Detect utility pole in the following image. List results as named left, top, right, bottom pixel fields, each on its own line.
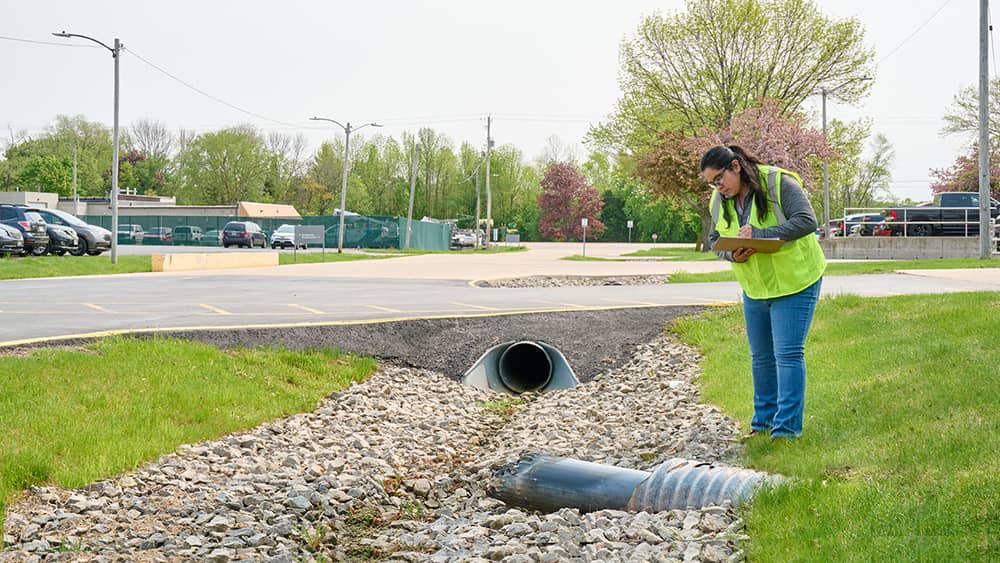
left=485, top=115, right=493, bottom=248
left=979, top=0, right=992, bottom=258
left=474, top=158, right=482, bottom=249
left=405, top=142, right=419, bottom=249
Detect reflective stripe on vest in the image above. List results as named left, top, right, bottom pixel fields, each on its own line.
left=711, top=164, right=825, bottom=299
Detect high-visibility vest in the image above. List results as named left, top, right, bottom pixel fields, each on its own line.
left=710, top=164, right=826, bottom=299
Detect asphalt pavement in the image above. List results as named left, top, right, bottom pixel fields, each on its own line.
left=3, top=242, right=999, bottom=348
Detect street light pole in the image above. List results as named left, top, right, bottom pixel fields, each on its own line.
left=53, top=31, right=122, bottom=263
left=309, top=116, right=382, bottom=253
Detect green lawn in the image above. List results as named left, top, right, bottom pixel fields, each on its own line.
left=672, top=292, right=1000, bottom=561
left=0, top=338, right=377, bottom=529
left=667, top=257, right=1000, bottom=283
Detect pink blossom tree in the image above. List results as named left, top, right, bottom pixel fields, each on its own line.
left=638, top=99, right=833, bottom=249
left=538, top=163, right=605, bottom=241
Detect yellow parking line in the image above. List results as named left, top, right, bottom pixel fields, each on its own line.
left=82, top=303, right=109, bottom=312
left=366, top=304, right=403, bottom=313
left=530, top=298, right=586, bottom=308
left=602, top=299, right=663, bottom=306
left=199, top=304, right=232, bottom=315
left=289, top=304, right=325, bottom=314
left=450, top=301, right=500, bottom=311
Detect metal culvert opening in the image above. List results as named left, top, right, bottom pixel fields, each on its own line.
left=498, top=341, right=553, bottom=393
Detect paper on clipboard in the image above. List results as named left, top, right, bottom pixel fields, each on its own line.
left=713, top=236, right=784, bottom=253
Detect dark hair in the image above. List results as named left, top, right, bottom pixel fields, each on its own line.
left=701, top=144, right=768, bottom=226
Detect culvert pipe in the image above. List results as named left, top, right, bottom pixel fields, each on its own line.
left=488, top=452, right=784, bottom=513
left=497, top=341, right=553, bottom=393
left=462, top=341, right=578, bottom=395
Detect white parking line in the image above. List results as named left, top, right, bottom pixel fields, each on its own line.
left=600, top=298, right=664, bottom=306
left=82, top=303, right=109, bottom=312
left=289, top=304, right=325, bottom=314
left=199, top=304, right=232, bottom=315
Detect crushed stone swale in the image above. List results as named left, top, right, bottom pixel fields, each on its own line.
left=2, top=333, right=749, bottom=562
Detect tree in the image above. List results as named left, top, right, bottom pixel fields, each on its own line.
left=637, top=99, right=831, bottom=249
left=538, top=163, right=605, bottom=241
left=174, top=125, right=270, bottom=204
left=589, top=0, right=873, bottom=153
left=127, top=119, right=174, bottom=160
left=941, top=77, right=1000, bottom=141
left=930, top=144, right=1000, bottom=201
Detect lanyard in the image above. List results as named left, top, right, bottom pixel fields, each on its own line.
left=734, top=194, right=752, bottom=227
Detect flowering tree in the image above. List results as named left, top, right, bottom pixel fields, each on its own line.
left=538, top=163, right=605, bottom=241
left=930, top=145, right=1000, bottom=201
left=638, top=99, right=832, bottom=249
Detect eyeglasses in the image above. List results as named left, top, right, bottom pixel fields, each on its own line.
left=707, top=167, right=728, bottom=188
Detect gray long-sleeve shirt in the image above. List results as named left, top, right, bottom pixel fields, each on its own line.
left=710, top=174, right=818, bottom=261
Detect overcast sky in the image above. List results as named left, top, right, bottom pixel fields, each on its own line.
left=0, top=0, right=990, bottom=201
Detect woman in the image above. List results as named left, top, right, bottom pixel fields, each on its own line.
left=701, top=145, right=826, bottom=441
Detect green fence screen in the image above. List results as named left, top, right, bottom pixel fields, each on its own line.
left=81, top=214, right=451, bottom=251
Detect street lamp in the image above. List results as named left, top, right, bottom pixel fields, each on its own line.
left=309, top=116, right=382, bottom=253
left=820, top=76, right=871, bottom=239
left=53, top=31, right=122, bottom=263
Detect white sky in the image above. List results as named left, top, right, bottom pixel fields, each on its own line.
left=0, top=0, right=991, bottom=201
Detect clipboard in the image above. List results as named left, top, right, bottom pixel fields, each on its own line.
left=713, top=236, right=785, bottom=253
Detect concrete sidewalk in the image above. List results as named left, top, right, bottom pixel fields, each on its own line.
left=252, top=242, right=733, bottom=281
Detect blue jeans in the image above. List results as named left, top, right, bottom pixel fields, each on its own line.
left=742, top=278, right=822, bottom=438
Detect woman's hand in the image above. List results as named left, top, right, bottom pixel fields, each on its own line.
left=738, top=224, right=753, bottom=238
left=732, top=247, right=755, bottom=262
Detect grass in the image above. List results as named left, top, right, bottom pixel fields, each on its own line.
left=667, top=257, right=1000, bottom=283
left=0, top=337, right=377, bottom=530
left=623, top=246, right=721, bottom=261
left=0, top=255, right=151, bottom=279
left=671, top=292, right=1000, bottom=562
left=277, top=251, right=396, bottom=265
left=366, top=245, right=528, bottom=255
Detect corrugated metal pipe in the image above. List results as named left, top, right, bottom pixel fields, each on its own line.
left=462, top=341, right=579, bottom=395
left=488, top=452, right=784, bottom=513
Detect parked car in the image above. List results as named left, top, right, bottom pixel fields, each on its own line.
left=819, top=218, right=843, bottom=238
left=202, top=229, right=223, bottom=245
left=884, top=192, right=1000, bottom=236
left=270, top=224, right=306, bottom=249
left=222, top=221, right=266, bottom=248
left=843, top=213, right=885, bottom=237
left=173, top=225, right=203, bottom=244
left=117, top=224, right=144, bottom=244
left=34, top=208, right=111, bottom=256
left=142, top=226, right=174, bottom=245
left=46, top=224, right=78, bottom=256
left=450, top=230, right=476, bottom=248
left=0, top=223, right=24, bottom=256
left=0, top=204, right=49, bottom=256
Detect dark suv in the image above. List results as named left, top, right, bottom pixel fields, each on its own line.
left=0, top=204, right=49, bottom=256
left=222, top=221, right=267, bottom=248
left=35, top=208, right=112, bottom=256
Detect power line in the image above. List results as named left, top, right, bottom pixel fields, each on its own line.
left=876, top=0, right=955, bottom=67
left=126, top=47, right=304, bottom=129
left=0, top=34, right=99, bottom=48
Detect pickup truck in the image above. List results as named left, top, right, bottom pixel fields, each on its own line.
left=884, top=192, right=1000, bottom=236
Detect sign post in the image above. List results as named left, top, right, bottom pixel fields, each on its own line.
left=627, top=220, right=633, bottom=243
left=581, top=217, right=589, bottom=257
left=651, top=233, right=658, bottom=244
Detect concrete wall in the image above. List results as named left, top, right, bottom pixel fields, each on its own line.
left=0, top=191, right=58, bottom=208
left=821, top=236, right=993, bottom=259
left=152, top=252, right=279, bottom=272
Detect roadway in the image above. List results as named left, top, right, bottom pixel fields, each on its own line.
left=4, top=242, right=998, bottom=346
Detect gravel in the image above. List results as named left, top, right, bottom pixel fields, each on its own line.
left=2, top=305, right=755, bottom=562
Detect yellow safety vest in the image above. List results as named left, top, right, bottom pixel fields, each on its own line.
left=711, top=165, right=826, bottom=299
